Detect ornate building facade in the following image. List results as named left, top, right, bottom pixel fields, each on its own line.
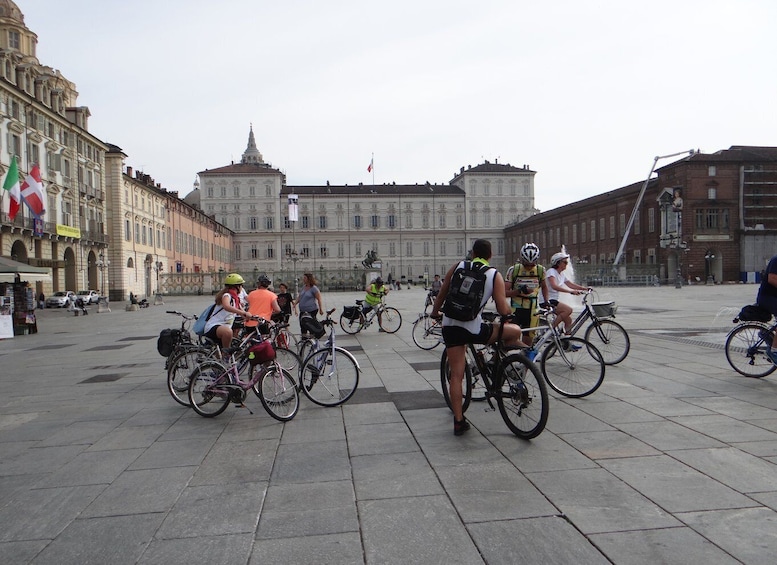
left=0, top=0, right=108, bottom=296
left=196, top=127, right=537, bottom=288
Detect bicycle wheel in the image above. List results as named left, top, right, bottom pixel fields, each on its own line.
left=378, top=307, right=402, bottom=333
left=253, top=365, right=299, bottom=421
left=188, top=360, right=231, bottom=417
left=412, top=314, right=442, bottom=350
left=300, top=346, right=360, bottom=406
left=339, top=312, right=364, bottom=334
left=469, top=346, right=488, bottom=401
left=440, top=348, right=473, bottom=413
left=584, top=319, right=630, bottom=365
left=540, top=337, right=605, bottom=398
left=725, top=323, right=777, bottom=378
left=275, top=328, right=299, bottom=351
left=167, top=346, right=212, bottom=406
left=298, top=336, right=316, bottom=363
left=495, top=352, right=548, bottom=439
left=274, top=346, right=301, bottom=376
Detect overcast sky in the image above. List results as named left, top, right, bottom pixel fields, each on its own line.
left=22, top=0, right=777, bottom=211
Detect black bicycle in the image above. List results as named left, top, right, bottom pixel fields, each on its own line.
left=440, top=316, right=549, bottom=439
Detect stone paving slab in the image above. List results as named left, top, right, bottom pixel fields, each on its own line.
left=2, top=284, right=777, bottom=563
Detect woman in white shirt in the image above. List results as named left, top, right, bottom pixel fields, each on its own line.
left=545, top=253, right=590, bottom=340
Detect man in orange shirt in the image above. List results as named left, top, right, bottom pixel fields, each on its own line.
left=245, top=275, right=281, bottom=333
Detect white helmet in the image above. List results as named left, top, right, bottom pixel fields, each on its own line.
left=520, top=243, right=540, bottom=264
left=550, top=252, right=570, bottom=267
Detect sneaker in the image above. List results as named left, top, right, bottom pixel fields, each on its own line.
left=561, top=338, right=582, bottom=352
left=454, top=418, right=471, bottom=436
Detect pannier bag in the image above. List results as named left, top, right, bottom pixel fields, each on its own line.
left=342, top=305, right=360, bottom=321
left=735, top=304, right=772, bottom=323
left=247, top=341, right=276, bottom=366
left=157, top=328, right=182, bottom=357
left=300, top=313, right=326, bottom=338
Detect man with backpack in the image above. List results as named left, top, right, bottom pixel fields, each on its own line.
left=756, top=253, right=777, bottom=363
left=431, top=239, right=523, bottom=436
left=505, top=243, right=549, bottom=350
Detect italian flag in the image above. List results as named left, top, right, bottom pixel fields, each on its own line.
left=3, top=156, right=21, bottom=221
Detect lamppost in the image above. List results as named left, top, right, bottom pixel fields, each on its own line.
left=153, top=261, right=165, bottom=302
left=96, top=252, right=110, bottom=313
left=705, top=251, right=715, bottom=285
left=286, top=250, right=302, bottom=295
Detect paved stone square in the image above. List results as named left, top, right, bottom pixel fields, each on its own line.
left=1, top=283, right=776, bottom=564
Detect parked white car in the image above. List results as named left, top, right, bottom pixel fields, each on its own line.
left=46, top=291, right=75, bottom=308
left=77, top=290, right=100, bottom=304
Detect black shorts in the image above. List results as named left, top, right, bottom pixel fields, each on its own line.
left=442, top=323, right=493, bottom=347
left=513, top=307, right=532, bottom=329
left=203, top=326, right=223, bottom=343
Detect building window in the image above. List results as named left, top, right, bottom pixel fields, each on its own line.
left=423, top=241, right=430, bottom=256
left=610, top=216, right=615, bottom=238
left=648, top=208, right=655, bottom=233
left=407, top=241, right=413, bottom=256
left=355, top=242, right=361, bottom=256
left=319, top=246, right=328, bottom=258
left=135, top=222, right=140, bottom=243
left=125, top=219, right=131, bottom=241
left=647, top=248, right=656, bottom=265
left=267, top=246, right=274, bottom=259
left=354, top=215, right=362, bottom=229
left=708, top=165, right=716, bottom=176
left=250, top=217, right=257, bottom=230
left=301, top=246, right=310, bottom=258
left=8, top=31, right=20, bottom=49
left=338, top=242, right=344, bottom=257
left=581, top=221, right=586, bottom=243
left=634, top=212, right=641, bottom=235
left=234, top=186, right=240, bottom=197
left=389, top=242, right=396, bottom=256
left=251, top=245, right=258, bottom=259
left=388, top=214, right=396, bottom=228
left=262, top=216, right=271, bottom=230
left=284, top=216, right=290, bottom=229
left=319, top=215, right=327, bottom=229
left=600, top=218, right=606, bottom=240
left=572, top=224, right=577, bottom=244
left=590, top=220, right=596, bottom=241
left=301, top=216, right=309, bottom=229
left=371, top=215, right=379, bottom=228
left=695, top=208, right=729, bottom=230
left=405, top=214, right=412, bottom=228
left=708, top=187, right=717, bottom=200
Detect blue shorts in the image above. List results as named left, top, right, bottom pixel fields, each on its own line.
left=442, top=323, right=493, bottom=347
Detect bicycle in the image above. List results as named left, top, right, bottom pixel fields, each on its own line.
left=525, top=305, right=606, bottom=398
left=724, top=314, right=777, bottom=378
left=439, top=316, right=549, bottom=439
left=564, top=290, right=630, bottom=365
left=187, top=338, right=300, bottom=421
left=163, top=311, right=219, bottom=407
left=411, top=288, right=444, bottom=350
left=339, top=296, right=402, bottom=334
left=299, top=308, right=361, bottom=406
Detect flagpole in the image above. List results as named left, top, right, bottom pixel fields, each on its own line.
left=371, top=152, right=375, bottom=186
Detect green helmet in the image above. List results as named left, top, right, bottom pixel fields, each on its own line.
left=224, top=273, right=245, bottom=285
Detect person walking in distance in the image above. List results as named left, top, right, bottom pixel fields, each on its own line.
left=756, top=253, right=777, bottom=363
left=274, top=282, right=294, bottom=322
left=545, top=252, right=591, bottom=350
left=505, top=243, right=549, bottom=353
left=431, top=239, right=523, bottom=436
left=430, top=274, right=442, bottom=296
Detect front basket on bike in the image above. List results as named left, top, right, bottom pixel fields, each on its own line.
left=591, top=301, right=617, bottom=318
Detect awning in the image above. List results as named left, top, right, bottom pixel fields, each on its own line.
left=0, top=256, right=52, bottom=283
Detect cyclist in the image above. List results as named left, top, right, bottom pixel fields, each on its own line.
left=505, top=243, right=549, bottom=352
left=431, top=239, right=522, bottom=436
left=363, top=276, right=390, bottom=331
left=203, top=273, right=255, bottom=349
left=245, top=275, right=281, bottom=333
left=545, top=252, right=592, bottom=350
left=756, top=253, right=777, bottom=363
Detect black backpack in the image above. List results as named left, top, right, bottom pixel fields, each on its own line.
left=442, top=261, right=493, bottom=321
left=734, top=304, right=772, bottom=323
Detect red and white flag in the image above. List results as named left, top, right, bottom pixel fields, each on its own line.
left=2, top=156, right=21, bottom=220
left=21, top=163, right=45, bottom=217
left=367, top=158, right=373, bottom=173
